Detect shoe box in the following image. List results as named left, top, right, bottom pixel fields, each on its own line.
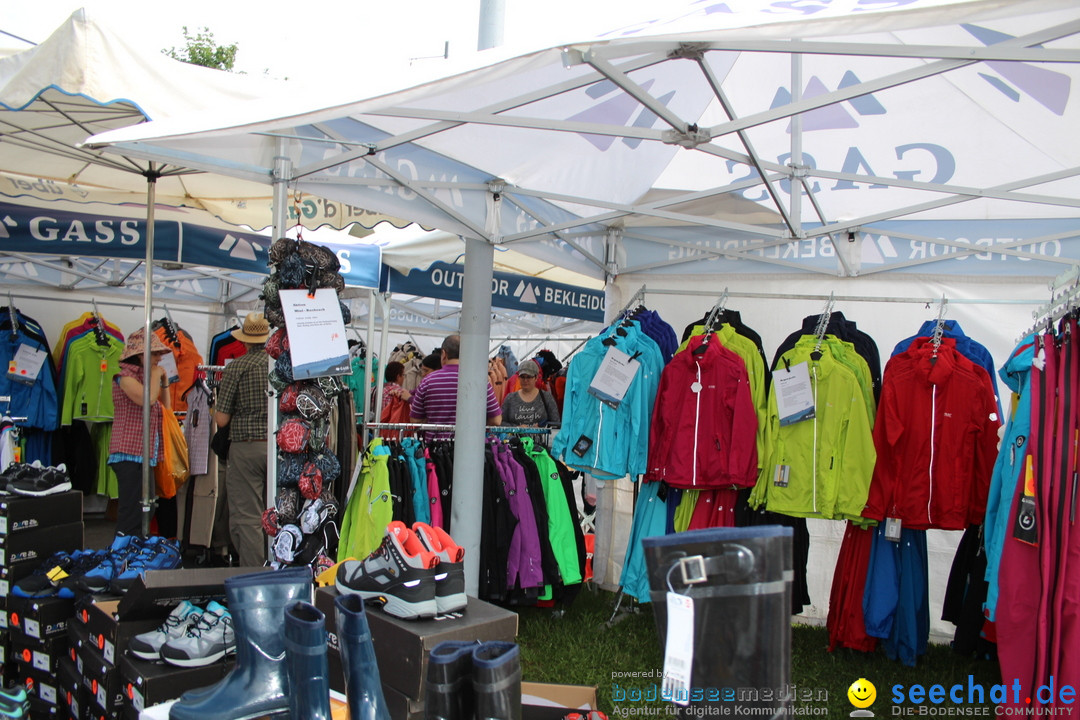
left=0, top=521, right=84, bottom=588
left=314, top=586, right=519, bottom=703
left=74, top=600, right=160, bottom=666
left=0, top=490, right=83, bottom=536
left=58, top=655, right=87, bottom=720
left=521, top=682, right=600, bottom=720
left=10, top=631, right=68, bottom=676
left=7, top=594, right=75, bottom=643
left=78, top=624, right=123, bottom=718
left=381, top=682, right=426, bottom=720
left=117, top=654, right=234, bottom=716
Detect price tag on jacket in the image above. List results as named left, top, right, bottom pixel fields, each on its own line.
left=775, top=361, right=816, bottom=426
left=7, top=344, right=47, bottom=385
left=587, top=346, right=639, bottom=409
left=159, top=352, right=180, bottom=383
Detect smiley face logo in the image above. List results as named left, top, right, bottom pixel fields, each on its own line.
left=848, top=678, right=877, bottom=709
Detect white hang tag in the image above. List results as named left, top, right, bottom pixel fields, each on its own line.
left=662, top=591, right=694, bottom=706
left=775, top=361, right=815, bottom=426
left=884, top=517, right=902, bottom=542
left=587, top=346, right=640, bottom=409
left=7, top=344, right=47, bottom=385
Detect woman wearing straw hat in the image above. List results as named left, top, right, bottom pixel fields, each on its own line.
left=109, top=328, right=173, bottom=537
left=213, top=312, right=271, bottom=567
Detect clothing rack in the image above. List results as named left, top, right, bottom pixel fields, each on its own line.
left=930, top=295, right=948, bottom=357
left=6, top=293, right=17, bottom=340
left=810, top=292, right=835, bottom=360
left=702, top=287, right=730, bottom=331
left=365, top=422, right=551, bottom=435
left=613, top=284, right=647, bottom=322
left=1020, top=269, right=1080, bottom=341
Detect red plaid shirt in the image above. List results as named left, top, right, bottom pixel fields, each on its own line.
left=108, top=363, right=164, bottom=461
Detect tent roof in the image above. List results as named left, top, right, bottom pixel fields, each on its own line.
left=86, top=0, right=1080, bottom=282
left=0, top=9, right=409, bottom=233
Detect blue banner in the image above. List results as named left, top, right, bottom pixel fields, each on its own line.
left=381, top=262, right=605, bottom=322
left=0, top=201, right=382, bottom=288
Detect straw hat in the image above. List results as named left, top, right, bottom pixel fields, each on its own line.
left=120, top=328, right=170, bottom=362
left=232, top=312, right=271, bottom=343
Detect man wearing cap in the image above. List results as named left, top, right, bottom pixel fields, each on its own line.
left=214, top=312, right=270, bottom=566
left=109, top=328, right=173, bottom=537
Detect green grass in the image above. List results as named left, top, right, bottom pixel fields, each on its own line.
left=516, top=586, right=1001, bottom=716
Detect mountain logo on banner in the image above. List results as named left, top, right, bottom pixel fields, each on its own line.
left=513, top=280, right=539, bottom=305
left=771, top=71, right=887, bottom=133
left=218, top=234, right=264, bottom=262
left=0, top=261, right=39, bottom=278
left=569, top=79, right=676, bottom=151
left=0, top=215, right=16, bottom=239
left=961, top=24, right=1070, bottom=116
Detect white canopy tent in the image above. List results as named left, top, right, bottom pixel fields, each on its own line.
left=87, top=0, right=1080, bottom=622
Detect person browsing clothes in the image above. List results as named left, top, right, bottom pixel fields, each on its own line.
left=108, top=328, right=172, bottom=537
left=502, top=359, right=560, bottom=427
left=213, top=312, right=270, bottom=567
left=410, top=334, right=502, bottom=434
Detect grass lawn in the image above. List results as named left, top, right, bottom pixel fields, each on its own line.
left=516, top=586, right=1001, bottom=717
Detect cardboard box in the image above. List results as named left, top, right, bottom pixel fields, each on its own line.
left=67, top=620, right=88, bottom=674
left=79, top=636, right=122, bottom=715
left=114, top=567, right=260, bottom=623
left=0, top=491, right=82, bottom=535
left=78, top=601, right=160, bottom=667
left=117, top=654, right=234, bottom=713
left=382, top=682, right=425, bottom=720
left=522, top=682, right=599, bottom=720
left=11, top=631, right=69, bottom=675
left=29, top=695, right=61, bottom=718
left=57, top=655, right=86, bottom=720
left=19, top=661, right=60, bottom=706
left=0, top=521, right=83, bottom=567
left=314, top=586, right=518, bottom=701
left=7, top=594, right=75, bottom=642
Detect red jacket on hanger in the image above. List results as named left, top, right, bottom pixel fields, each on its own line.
left=864, top=339, right=1000, bottom=531
left=645, top=333, right=758, bottom=489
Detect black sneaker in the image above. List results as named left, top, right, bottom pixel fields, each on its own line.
left=10, top=551, right=75, bottom=598
left=336, top=521, right=440, bottom=620
left=10, top=463, right=71, bottom=496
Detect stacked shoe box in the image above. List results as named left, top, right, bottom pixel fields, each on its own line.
left=3, top=492, right=84, bottom=718
left=73, top=568, right=252, bottom=719
left=315, top=586, right=518, bottom=720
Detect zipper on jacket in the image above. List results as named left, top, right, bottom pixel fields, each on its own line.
left=812, top=362, right=819, bottom=514
left=928, top=384, right=936, bottom=525
left=692, top=362, right=702, bottom=486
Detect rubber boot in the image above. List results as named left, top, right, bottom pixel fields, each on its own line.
left=334, top=592, right=390, bottom=720
left=285, top=601, right=331, bottom=720
left=168, top=567, right=312, bottom=720
left=425, top=641, right=476, bottom=720
left=471, top=642, right=521, bottom=720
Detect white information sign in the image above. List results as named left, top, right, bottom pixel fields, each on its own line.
left=279, top=288, right=351, bottom=379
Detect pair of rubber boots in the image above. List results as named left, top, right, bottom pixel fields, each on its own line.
left=426, top=640, right=521, bottom=720
left=168, top=567, right=389, bottom=720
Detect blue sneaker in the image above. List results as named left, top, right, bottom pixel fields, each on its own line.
left=10, top=550, right=74, bottom=598
left=76, top=534, right=144, bottom=594
left=110, top=537, right=182, bottom=593
left=55, top=549, right=109, bottom=598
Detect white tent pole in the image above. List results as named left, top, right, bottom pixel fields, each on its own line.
left=453, top=186, right=499, bottom=595
left=790, top=52, right=803, bottom=239
left=141, top=167, right=159, bottom=538
left=266, top=143, right=291, bottom=546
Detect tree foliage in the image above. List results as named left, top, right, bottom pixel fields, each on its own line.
left=163, top=26, right=238, bottom=71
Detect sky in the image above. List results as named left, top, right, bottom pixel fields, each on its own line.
left=2, top=0, right=663, bottom=81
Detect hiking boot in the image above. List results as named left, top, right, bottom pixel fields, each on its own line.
left=336, top=521, right=440, bottom=620
left=413, top=522, right=467, bottom=614
left=110, top=536, right=182, bottom=593
left=77, top=534, right=144, bottom=594
left=128, top=600, right=203, bottom=660
left=10, top=550, right=75, bottom=598
left=160, top=601, right=235, bottom=667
